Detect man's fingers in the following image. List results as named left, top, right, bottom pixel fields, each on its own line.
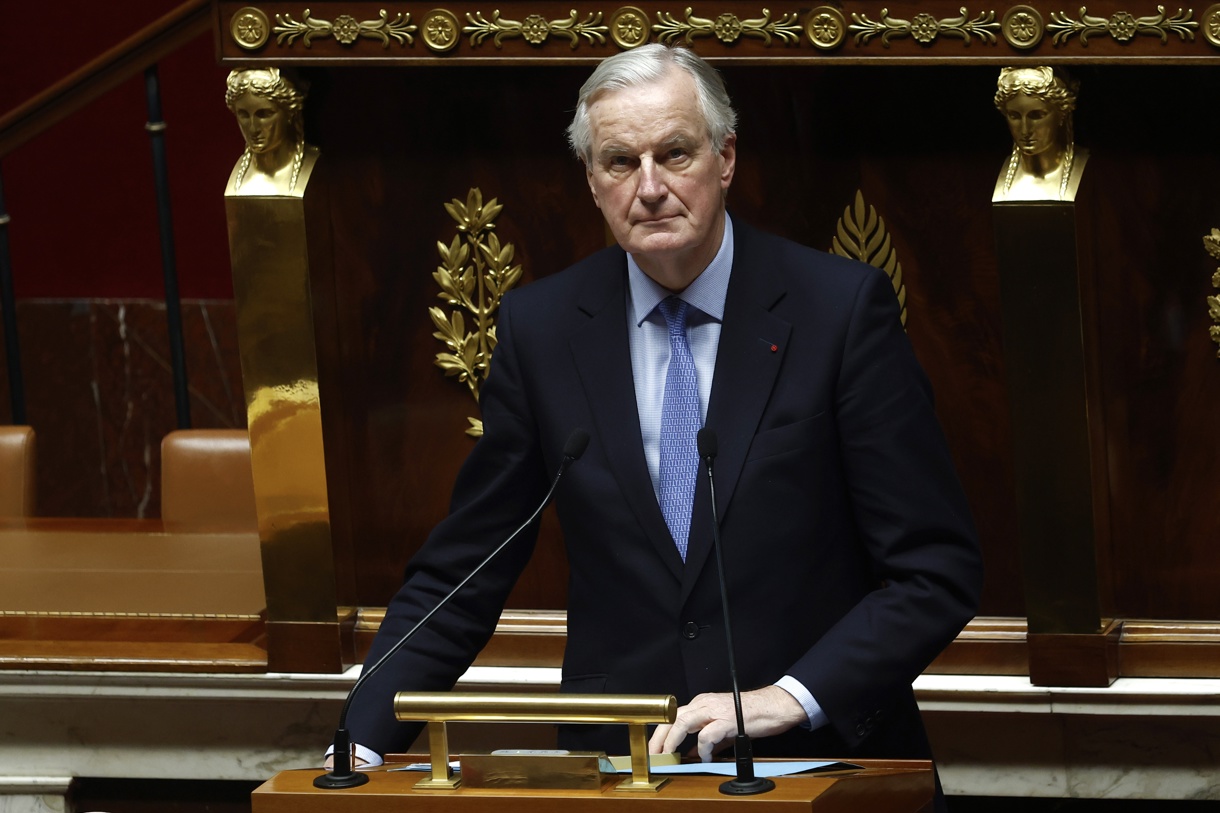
left=650, top=687, right=806, bottom=763
left=648, top=723, right=672, bottom=754
left=695, top=718, right=737, bottom=762
left=654, top=694, right=731, bottom=756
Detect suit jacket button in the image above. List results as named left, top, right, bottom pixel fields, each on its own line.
left=682, top=622, right=700, bottom=639
left=856, top=723, right=868, bottom=737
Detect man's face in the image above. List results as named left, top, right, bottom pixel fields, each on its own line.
left=584, top=68, right=736, bottom=290
left=1003, top=92, right=1062, bottom=158
left=233, top=92, right=289, bottom=155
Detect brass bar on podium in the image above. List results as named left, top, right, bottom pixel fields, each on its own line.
left=394, top=692, right=676, bottom=792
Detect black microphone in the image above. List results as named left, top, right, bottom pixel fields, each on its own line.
left=315, top=428, right=591, bottom=789
left=698, top=428, right=776, bottom=796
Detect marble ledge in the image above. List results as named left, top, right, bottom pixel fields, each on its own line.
left=2, top=667, right=1217, bottom=717
left=2, top=667, right=1219, bottom=799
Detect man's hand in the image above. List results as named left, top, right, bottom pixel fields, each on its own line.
left=647, top=685, right=807, bottom=762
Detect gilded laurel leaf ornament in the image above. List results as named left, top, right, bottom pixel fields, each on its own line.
left=850, top=6, right=1001, bottom=46
left=831, top=190, right=908, bottom=328
left=464, top=9, right=608, bottom=48
left=430, top=189, right=524, bottom=437
left=1203, top=228, right=1220, bottom=358
left=653, top=7, right=802, bottom=45
left=273, top=9, right=417, bottom=48
left=1046, top=5, right=1197, bottom=45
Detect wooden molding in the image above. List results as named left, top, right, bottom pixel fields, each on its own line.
left=1028, top=619, right=1122, bottom=687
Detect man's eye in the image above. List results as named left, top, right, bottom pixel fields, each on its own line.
left=667, top=149, right=687, bottom=160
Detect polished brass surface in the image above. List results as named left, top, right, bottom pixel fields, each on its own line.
left=394, top=692, right=676, bottom=724
left=615, top=722, right=669, bottom=792
left=1205, top=3, right=1220, bottom=45
left=416, top=720, right=462, bottom=789
left=992, top=201, right=1103, bottom=636
left=1201, top=228, right=1220, bottom=357
left=993, top=66, right=1089, bottom=203
left=1047, top=5, right=1196, bottom=44
left=1002, top=5, right=1045, bottom=48
left=226, top=68, right=341, bottom=648
left=653, top=8, right=802, bottom=45
left=831, top=190, right=908, bottom=328
left=806, top=6, right=847, bottom=49
left=459, top=752, right=607, bottom=790
left=464, top=9, right=608, bottom=48
left=227, top=187, right=339, bottom=624
left=430, top=188, right=523, bottom=437
left=604, top=752, right=681, bottom=771
left=231, top=6, right=271, bottom=50
left=850, top=8, right=1001, bottom=46
left=397, top=693, right=676, bottom=793
left=422, top=8, right=462, bottom=52
left=273, top=9, right=417, bottom=48
left=609, top=6, right=650, bottom=48
left=225, top=68, right=319, bottom=197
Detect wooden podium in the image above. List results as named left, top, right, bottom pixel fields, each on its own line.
left=253, top=759, right=934, bottom=812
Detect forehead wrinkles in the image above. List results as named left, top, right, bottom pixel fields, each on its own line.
left=588, top=77, right=707, bottom=153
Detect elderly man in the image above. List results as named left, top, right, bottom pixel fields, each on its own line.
left=339, top=44, right=982, bottom=799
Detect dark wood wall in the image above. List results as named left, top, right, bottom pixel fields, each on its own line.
left=4, top=26, right=1217, bottom=634
left=296, top=62, right=1220, bottom=623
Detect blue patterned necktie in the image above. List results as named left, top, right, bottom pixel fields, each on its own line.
left=657, top=296, right=700, bottom=561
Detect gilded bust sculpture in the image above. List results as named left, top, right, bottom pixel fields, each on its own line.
left=224, top=68, right=319, bottom=197
left=992, top=66, right=1088, bottom=202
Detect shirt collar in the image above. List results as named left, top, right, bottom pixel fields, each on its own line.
left=627, top=213, right=734, bottom=326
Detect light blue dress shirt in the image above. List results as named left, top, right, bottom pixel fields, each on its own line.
left=623, top=214, right=828, bottom=733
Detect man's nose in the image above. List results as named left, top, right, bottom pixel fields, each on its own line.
left=636, top=159, right=667, bottom=202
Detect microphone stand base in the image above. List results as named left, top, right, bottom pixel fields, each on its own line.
left=719, top=776, right=776, bottom=795
left=313, top=770, right=371, bottom=789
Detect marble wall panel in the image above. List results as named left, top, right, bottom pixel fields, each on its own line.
left=0, top=299, right=244, bottom=518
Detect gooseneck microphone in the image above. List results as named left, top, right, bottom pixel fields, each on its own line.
left=314, top=428, right=591, bottom=789
left=698, top=428, right=776, bottom=795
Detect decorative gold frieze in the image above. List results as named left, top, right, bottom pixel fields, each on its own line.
left=850, top=7, right=1002, bottom=46
left=653, top=7, right=802, bottom=45
left=464, top=9, right=608, bottom=48
left=422, top=8, right=462, bottom=51
left=273, top=9, right=417, bottom=48
left=1202, top=229, right=1220, bottom=357
left=1046, top=5, right=1196, bottom=44
left=1204, top=3, right=1220, bottom=45
left=831, top=191, right=908, bottom=328
left=430, top=189, right=524, bottom=437
left=806, top=6, right=847, bottom=49
left=610, top=5, right=652, bottom=48
left=231, top=6, right=271, bottom=50
left=1002, top=4, right=1046, bottom=47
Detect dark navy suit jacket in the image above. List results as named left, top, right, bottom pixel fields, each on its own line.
left=348, top=220, right=983, bottom=762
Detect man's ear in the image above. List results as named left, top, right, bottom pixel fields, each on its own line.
left=586, top=164, right=602, bottom=209
left=719, top=133, right=737, bottom=190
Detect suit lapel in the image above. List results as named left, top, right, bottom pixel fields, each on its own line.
left=682, top=225, right=791, bottom=598
left=570, top=252, right=686, bottom=582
